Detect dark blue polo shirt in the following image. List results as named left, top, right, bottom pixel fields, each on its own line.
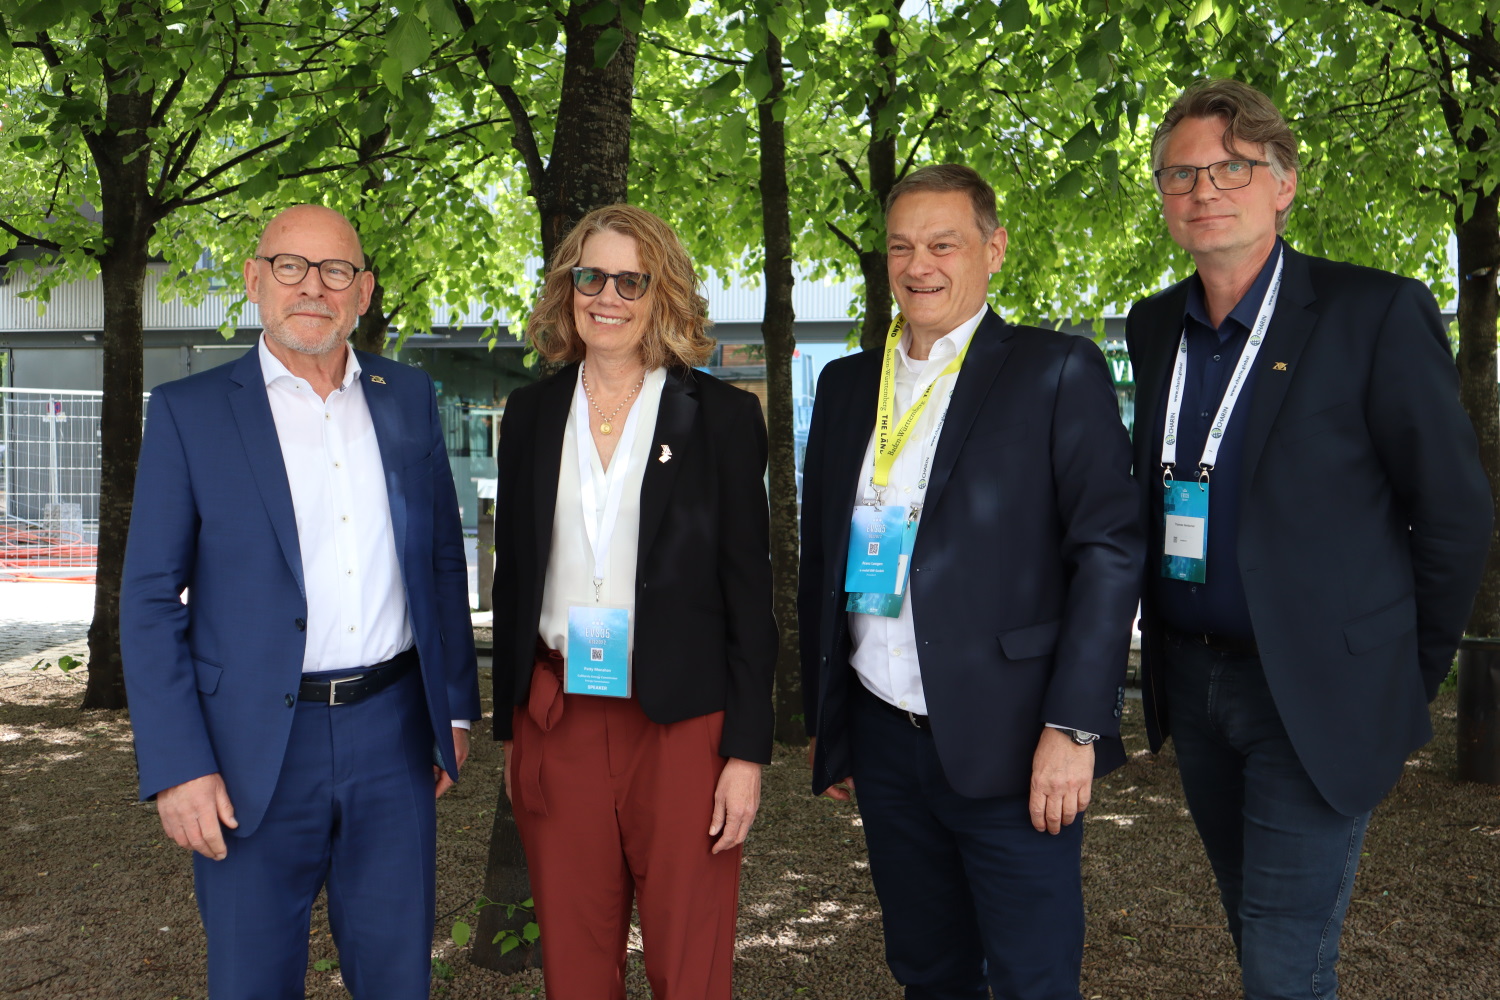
left=1150, top=240, right=1284, bottom=640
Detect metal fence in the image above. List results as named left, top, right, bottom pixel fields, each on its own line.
left=0, top=387, right=127, bottom=578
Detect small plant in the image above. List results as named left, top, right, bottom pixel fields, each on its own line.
left=452, top=896, right=539, bottom=955
left=432, top=958, right=455, bottom=981
left=312, top=958, right=340, bottom=972
left=32, top=654, right=83, bottom=675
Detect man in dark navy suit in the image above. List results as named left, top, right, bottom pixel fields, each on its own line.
left=800, top=164, right=1142, bottom=999
left=122, top=205, right=480, bottom=999
left=1127, top=80, right=1491, bottom=999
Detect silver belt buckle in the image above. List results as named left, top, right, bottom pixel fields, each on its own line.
left=907, top=710, right=921, bottom=728
left=326, top=673, right=364, bottom=706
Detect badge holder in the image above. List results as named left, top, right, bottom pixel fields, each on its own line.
left=1160, top=464, right=1209, bottom=583
left=565, top=602, right=632, bottom=698
left=845, top=497, right=919, bottom=618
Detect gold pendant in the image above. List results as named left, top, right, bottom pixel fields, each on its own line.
left=599, top=421, right=613, bottom=435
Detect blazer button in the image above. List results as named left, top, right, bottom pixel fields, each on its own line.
left=285, top=694, right=295, bottom=708
left=294, top=618, right=306, bottom=631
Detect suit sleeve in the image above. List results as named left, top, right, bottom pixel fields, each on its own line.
left=1041, top=337, right=1145, bottom=738
left=120, top=390, right=219, bottom=801
left=489, top=398, right=525, bottom=741
left=796, top=363, right=838, bottom=734
left=1365, top=278, right=1493, bottom=698
left=715, top=389, right=778, bottom=763
left=424, top=375, right=482, bottom=724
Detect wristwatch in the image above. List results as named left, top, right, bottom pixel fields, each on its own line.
left=1060, top=728, right=1099, bottom=746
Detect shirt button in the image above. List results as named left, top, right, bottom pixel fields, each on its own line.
left=341, top=515, right=350, bottom=523
left=346, top=569, right=353, bottom=576
left=324, top=413, right=331, bottom=420
left=898, top=700, right=908, bottom=709
left=333, top=461, right=341, bottom=468
left=891, top=648, right=903, bottom=657
left=348, top=625, right=357, bottom=633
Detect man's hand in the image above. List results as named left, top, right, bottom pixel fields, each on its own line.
left=1029, top=727, right=1095, bottom=834
left=434, top=727, right=470, bottom=799
left=806, top=736, right=855, bottom=801
left=157, top=773, right=238, bottom=860
left=709, top=758, right=762, bottom=854
left=501, top=739, right=514, bottom=804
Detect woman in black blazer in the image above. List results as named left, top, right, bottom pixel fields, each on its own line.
left=491, top=204, right=776, bottom=1000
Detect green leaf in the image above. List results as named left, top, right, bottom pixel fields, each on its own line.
left=499, top=936, right=520, bottom=955
left=424, top=0, right=463, bottom=37
left=594, top=26, right=625, bottom=68
left=701, top=69, right=740, bottom=109
left=1049, top=169, right=1086, bottom=200
left=580, top=1, right=619, bottom=27
left=720, top=115, right=747, bottom=162
left=388, top=14, right=432, bottom=74
left=1061, top=124, right=1101, bottom=162
left=380, top=55, right=406, bottom=99
left=1186, top=0, right=1215, bottom=30
left=522, top=921, right=540, bottom=942
left=451, top=920, right=471, bottom=947
left=745, top=51, right=773, bottom=103
left=999, top=0, right=1029, bottom=32
left=863, top=14, right=890, bottom=30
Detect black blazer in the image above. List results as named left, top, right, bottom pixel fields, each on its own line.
left=799, top=309, right=1143, bottom=799
left=491, top=363, right=777, bottom=764
left=1127, top=246, right=1493, bottom=816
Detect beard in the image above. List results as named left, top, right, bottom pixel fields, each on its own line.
left=263, top=307, right=351, bottom=357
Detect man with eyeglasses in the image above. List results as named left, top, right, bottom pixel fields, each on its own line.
left=1127, top=80, right=1491, bottom=999
left=121, top=204, right=480, bottom=998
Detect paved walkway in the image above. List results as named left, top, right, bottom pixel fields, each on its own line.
left=0, top=581, right=95, bottom=676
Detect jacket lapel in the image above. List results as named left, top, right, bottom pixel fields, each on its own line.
left=533, top=365, right=576, bottom=574
left=360, top=359, right=408, bottom=568
left=227, top=348, right=305, bottom=598
left=637, top=367, right=698, bottom=561
left=1239, top=247, right=1319, bottom=489
left=920, top=309, right=1016, bottom=518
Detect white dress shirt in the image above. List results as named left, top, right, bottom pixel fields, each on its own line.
left=259, top=336, right=414, bottom=674
left=539, top=367, right=667, bottom=657
left=848, top=306, right=986, bottom=715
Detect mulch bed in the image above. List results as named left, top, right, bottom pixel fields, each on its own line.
left=2, top=658, right=1496, bottom=999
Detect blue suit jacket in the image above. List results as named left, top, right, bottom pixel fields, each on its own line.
left=799, top=309, right=1143, bottom=798
left=121, top=346, right=481, bottom=837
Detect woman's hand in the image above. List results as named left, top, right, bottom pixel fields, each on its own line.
left=709, top=757, right=762, bottom=854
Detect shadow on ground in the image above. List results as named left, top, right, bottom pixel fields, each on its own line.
left=2, top=667, right=1496, bottom=999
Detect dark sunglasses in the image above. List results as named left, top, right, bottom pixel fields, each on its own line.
left=571, top=267, right=651, bottom=300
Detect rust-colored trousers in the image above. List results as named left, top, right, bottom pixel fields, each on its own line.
left=511, top=649, right=742, bottom=1000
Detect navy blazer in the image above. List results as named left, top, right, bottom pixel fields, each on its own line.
left=121, top=347, right=481, bottom=837
left=1128, top=246, right=1493, bottom=816
left=800, top=309, right=1143, bottom=799
left=490, top=364, right=778, bottom=764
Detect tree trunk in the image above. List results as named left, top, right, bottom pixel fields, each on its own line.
left=351, top=275, right=391, bottom=355
left=858, top=15, right=898, bottom=353
left=536, top=0, right=638, bottom=262
left=472, top=1, right=639, bottom=972
left=82, top=87, right=155, bottom=710
left=1455, top=186, right=1500, bottom=637
left=757, top=29, right=803, bottom=744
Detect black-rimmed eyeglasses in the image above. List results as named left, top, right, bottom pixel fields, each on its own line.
left=255, top=254, right=367, bottom=291
left=1152, top=159, right=1272, bottom=196
left=571, top=267, right=651, bottom=300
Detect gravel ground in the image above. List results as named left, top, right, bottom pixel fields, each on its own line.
left=2, top=647, right=1497, bottom=999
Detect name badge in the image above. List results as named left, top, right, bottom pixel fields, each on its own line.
left=566, top=605, right=631, bottom=698
left=845, top=504, right=917, bottom=618
left=1161, top=480, right=1208, bottom=583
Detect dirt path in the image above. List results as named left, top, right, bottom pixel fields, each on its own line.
left=2, top=665, right=1496, bottom=999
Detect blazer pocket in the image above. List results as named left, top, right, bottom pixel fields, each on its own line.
left=998, top=620, right=1062, bottom=661
left=1343, top=596, right=1417, bottom=655
left=1277, top=401, right=1355, bottom=444
left=964, top=421, right=1032, bottom=454
left=402, top=447, right=440, bottom=481
left=192, top=656, right=224, bottom=695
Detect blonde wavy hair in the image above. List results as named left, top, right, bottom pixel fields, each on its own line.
left=527, top=204, right=715, bottom=369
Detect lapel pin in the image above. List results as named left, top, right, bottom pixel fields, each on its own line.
left=1272, top=362, right=1288, bottom=371
left=369, top=374, right=387, bottom=384
left=658, top=444, right=673, bottom=464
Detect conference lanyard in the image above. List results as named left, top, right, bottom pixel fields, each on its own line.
left=871, top=312, right=973, bottom=495
left=573, top=367, right=647, bottom=602
left=1160, top=249, right=1284, bottom=483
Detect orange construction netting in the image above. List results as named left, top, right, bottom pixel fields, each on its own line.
left=0, top=525, right=97, bottom=582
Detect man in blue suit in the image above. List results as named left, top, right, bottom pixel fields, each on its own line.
left=122, top=204, right=481, bottom=999
left=799, top=165, right=1142, bottom=999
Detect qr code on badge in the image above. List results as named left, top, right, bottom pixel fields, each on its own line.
left=591, top=647, right=604, bottom=662
left=867, top=542, right=880, bottom=556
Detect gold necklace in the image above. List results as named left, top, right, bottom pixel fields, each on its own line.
left=581, top=362, right=645, bottom=435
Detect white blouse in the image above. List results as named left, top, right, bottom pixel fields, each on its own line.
left=538, top=366, right=667, bottom=657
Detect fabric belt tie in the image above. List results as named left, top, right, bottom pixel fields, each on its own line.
left=298, top=647, right=417, bottom=706
left=520, top=639, right=566, bottom=816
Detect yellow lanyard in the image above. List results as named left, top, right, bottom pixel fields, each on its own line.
left=871, top=313, right=972, bottom=490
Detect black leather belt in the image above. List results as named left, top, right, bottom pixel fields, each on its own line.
left=299, top=648, right=418, bottom=706
left=870, top=689, right=931, bottom=730
left=1167, top=628, right=1258, bottom=655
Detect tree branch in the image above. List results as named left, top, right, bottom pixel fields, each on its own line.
left=825, top=220, right=861, bottom=256
left=0, top=218, right=65, bottom=254
left=833, top=156, right=864, bottom=193
left=642, top=34, right=751, bottom=67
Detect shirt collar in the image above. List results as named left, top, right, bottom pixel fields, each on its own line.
left=897, top=303, right=988, bottom=372
left=258, top=333, right=361, bottom=391
left=1185, top=237, right=1284, bottom=336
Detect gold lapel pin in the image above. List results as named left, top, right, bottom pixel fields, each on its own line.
left=369, top=374, right=387, bottom=384
left=1272, top=362, right=1288, bottom=371
left=658, top=444, right=673, bottom=464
